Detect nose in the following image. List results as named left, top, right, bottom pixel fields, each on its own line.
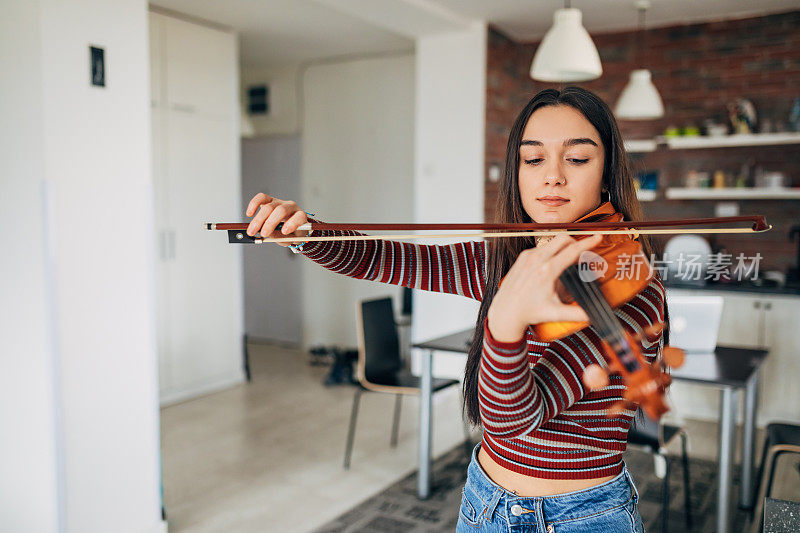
left=544, top=173, right=565, bottom=186
left=542, top=160, right=565, bottom=186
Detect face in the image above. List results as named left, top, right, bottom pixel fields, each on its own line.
left=517, top=105, right=605, bottom=224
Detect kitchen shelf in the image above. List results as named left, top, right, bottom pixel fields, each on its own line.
left=624, top=132, right=800, bottom=152
left=664, top=132, right=800, bottom=149
left=664, top=187, right=800, bottom=200
left=624, top=139, right=658, bottom=153
left=636, top=189, right=657, bottom=201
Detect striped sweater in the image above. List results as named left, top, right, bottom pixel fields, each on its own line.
left=300, top=220, right=665, bottom=480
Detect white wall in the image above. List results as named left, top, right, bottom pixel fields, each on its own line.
left=1, top=1, right=62, bottom=530
left=284, top=27, right=487, bottom=376
left=241, top=135, right=304, bottom=344
left=241, top=65, right=301, bottom=137
left=1, top=1, right=163, bottom=531
left=410, top=26, right=487, bottom=380
left=301, top=54, right=416, bottom=347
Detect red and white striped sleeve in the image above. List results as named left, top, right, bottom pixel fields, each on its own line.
left=613, top=276, right=666, bottom=362
left=299, top=218, right=486, bottom=301
left=478, top=276, right=666, bottom=439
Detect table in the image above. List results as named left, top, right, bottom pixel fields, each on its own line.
left=669, top=346, right=768, bottom=532
left=412, top=328, right=768, bottom=533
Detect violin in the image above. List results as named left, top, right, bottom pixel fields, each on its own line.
left=207, top=214, right=770, bottom=420
left=527, top=211, right=687, bottom=421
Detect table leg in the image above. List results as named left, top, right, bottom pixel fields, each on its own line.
left=740, top=371, right=760, bottom=509
left=717, top=387, right=738, bottom=533
left=417, top=349, right=433, bottom=499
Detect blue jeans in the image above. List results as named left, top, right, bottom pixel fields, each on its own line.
left=457, top=442, right=645, bottom=532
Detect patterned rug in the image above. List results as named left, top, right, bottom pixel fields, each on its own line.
left=313, top=440, right=750, bottom=532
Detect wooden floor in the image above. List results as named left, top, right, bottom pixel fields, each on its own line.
left=160, top=341, right=478, bottom=532
left=161, top=341, right=799, bottom=532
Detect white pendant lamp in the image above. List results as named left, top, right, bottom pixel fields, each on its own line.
left=530, top=3, right=602, bottom=82
left=615, top=69, right=664, bottom=119
left=614, top=1, right=664, bottom=119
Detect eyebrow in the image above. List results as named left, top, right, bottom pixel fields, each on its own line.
left=520, top=138, right=599, bottom=148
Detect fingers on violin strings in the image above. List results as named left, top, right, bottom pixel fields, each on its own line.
left=550, top=301, right=590, bottom=323
left=582, top=364, right=609, bottom=391
left=246, top=192, right=273, bottom=217
left=548, top=233, right=602, bottom=274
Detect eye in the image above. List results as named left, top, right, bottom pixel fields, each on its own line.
left=523, top=158, right=589, bottom=165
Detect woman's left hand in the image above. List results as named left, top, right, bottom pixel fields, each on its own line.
left=486, top=233, right=603, bottom=343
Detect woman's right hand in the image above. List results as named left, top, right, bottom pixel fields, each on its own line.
left=486, top=233, right=603, bottom=343
left=245, top=193, right=310, bottom=247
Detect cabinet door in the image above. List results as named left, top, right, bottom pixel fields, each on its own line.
left=760, top=297, right=800, bottom=423
left=164, top=110, right=242, bottom=392
left=150, top=13, right=169, bottom=395
left=163, top=16, right=236, bottom=119
left=715, top=293, right=765, bottom=348
left=151, top=104, right=172, bottom=395
left=665, top=290, right=763, bottom=421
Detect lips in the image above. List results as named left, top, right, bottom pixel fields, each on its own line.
left=537, top=196, right=569, bottom=206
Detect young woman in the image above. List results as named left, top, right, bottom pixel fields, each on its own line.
left=245, top=86, right=666, bottom=532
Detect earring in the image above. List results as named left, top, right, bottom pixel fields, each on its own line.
left=601, top=188, right=610, bottom=202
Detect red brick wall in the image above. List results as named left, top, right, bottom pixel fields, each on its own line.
left=485, top=10, right=800, bottom=272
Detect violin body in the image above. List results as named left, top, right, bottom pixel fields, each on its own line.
left=528, top=211, right=685, bottom=421
left=532, top=232, right=652, bottom=342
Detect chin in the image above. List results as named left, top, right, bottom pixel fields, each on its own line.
left=530, top=208, right=573, bottom=224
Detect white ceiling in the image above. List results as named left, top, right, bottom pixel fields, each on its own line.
left=429, top=0, right=800, bottom=41
left=150, top=0, right=800, bottom=69
left=149, top=0, right=414, bottom=69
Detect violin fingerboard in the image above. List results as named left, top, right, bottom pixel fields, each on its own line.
left=560, top=265, right=617, bottom=340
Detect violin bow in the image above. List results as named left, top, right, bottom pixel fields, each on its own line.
left=206, top=215, right=771, bottom=244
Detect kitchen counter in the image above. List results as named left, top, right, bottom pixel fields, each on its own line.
left=664, top=280, right=800, bottom=296
left=664, top=281, right=800, bottom=427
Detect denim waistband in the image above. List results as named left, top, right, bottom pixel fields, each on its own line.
left=465, top=441, right=639, bottom=524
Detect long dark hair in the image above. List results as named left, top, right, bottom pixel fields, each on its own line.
left=462, top=86, right=669, bottom=427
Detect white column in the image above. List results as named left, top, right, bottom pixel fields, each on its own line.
left=1, top=1, right=62, bottom=530
left=411, top=25, right=487, bottom=380
left=1, top=1, right=164, bottom=531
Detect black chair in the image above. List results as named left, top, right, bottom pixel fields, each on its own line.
left=344, top=296, right=472, bottom=469
left=748, top=422, right=800, bottom=533
left=627, top=409, right=692, bottom=532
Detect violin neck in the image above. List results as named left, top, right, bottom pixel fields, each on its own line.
left=559, top=265, right=641, bottom=374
